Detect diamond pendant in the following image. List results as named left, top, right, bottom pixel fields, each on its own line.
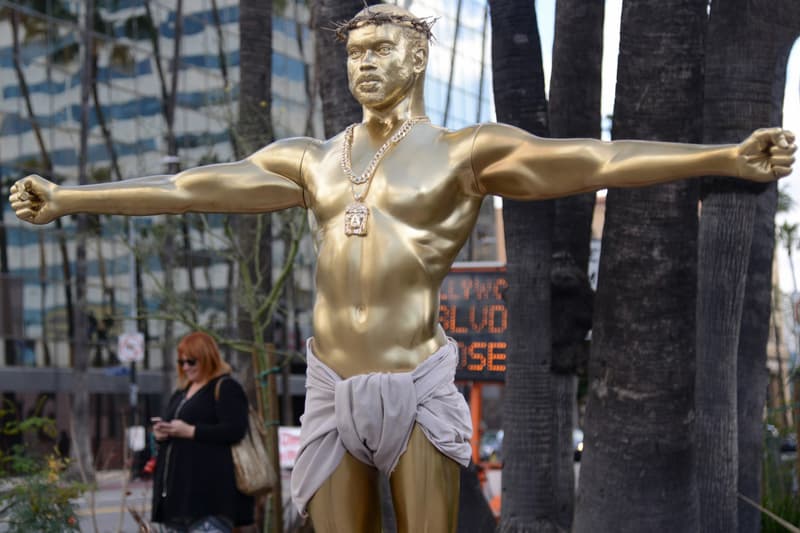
left=344, top=202, right=369, bottom=236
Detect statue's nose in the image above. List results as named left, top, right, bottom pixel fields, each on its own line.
left=360, top=50, right=377, bottom=69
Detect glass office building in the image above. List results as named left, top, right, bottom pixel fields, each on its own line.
left=0, top=0, right=497, bottom=369
left=0, top=0, right=498, bottom=467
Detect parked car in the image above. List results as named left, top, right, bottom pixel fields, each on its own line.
left=573, top=428, right=584, bottom=462
left=780, top=433, right=797, bottom=453
left=478, top=428, right=584, bottom=463
left=480, top=429, right=504, bottom=462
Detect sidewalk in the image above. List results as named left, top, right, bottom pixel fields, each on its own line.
left=74, top=470, right=153, bottom=532
left=74, top=469, right=298, bottom=532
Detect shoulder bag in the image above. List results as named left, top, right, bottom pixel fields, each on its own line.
left=215, top=377, right=276, bottom=495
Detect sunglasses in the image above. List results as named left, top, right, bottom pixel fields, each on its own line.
left=177, top=358, right=197, bottom=367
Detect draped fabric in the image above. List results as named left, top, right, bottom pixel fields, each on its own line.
left=291, top=338, right=473, bottom=515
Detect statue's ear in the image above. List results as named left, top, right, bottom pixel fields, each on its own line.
left=413, top=47, right=427, bottom=73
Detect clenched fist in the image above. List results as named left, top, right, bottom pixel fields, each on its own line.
left=736, top=127, right=796, bottom=182
left=9, top=174, right=60, bottom=225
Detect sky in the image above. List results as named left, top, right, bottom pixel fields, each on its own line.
left=534, top=0, right=800, bottom=296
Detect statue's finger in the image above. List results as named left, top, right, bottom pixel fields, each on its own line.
left=770, top=144, right=797, bottom=156
left=772, top=165, right=793, bottom=178
left=15, top=208, right=36, bottom=221
left=754, top=127, right=786, bottom=150
left=769, top=155, right=795, bottom=167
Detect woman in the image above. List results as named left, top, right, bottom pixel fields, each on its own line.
left=151, top=331, right=254, bottom=532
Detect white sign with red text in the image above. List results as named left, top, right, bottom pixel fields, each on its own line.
left=279, top=426, right=302, bottom=469
left=118, top=332, right=145, bottom=363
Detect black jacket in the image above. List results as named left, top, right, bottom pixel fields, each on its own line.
left=151, top=374, right=254, bottom=527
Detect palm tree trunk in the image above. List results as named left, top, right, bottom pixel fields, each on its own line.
left=548, top=1, right=604, bottom=527
left=574, top=1, right=705, bottom=531
left=238, top=3, right=279, bottom=531
left=488, top=1, right=556, bottom=531
left=697, top=2, right=799, bottom=531
left=736, top=184, right=777, bottom=533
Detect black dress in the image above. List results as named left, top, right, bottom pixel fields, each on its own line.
left=151, top=374, right=254, bottom=528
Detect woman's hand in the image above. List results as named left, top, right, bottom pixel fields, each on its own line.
left=152, top=424, right=169, bottom=441
left=156, top=419, right=196, bottom=440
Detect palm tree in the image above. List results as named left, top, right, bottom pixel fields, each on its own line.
left=573, top=1, right=706, bottom=531
left=548, top=1, right=604, bottom=527
left=237, top=2, right=281, bottom=532
left=696, top=2, right=800, bottom=530
left=488, top=1, right=557, bottom=531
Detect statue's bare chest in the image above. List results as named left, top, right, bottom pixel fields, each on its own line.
left=306, top=133, right=473, bottom=232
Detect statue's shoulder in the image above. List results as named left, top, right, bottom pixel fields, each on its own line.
left=442, top=122, right=530, bottom=143
left=435, top=123, right=484, bottom=149
left=467, top=121, right=548, bottom=151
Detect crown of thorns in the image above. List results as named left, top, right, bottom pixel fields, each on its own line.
left=333, top=11, right=436, bottom=42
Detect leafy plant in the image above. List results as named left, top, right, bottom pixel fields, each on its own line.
left=0, top=400, right=86, bottom=532
left=761, top=424, right=800, bottom=532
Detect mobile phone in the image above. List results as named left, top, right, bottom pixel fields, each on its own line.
left=150, top=417, right=162, bottom=423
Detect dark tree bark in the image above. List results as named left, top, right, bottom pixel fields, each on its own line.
left=238, top=2, right=280, bottom=532
left=736, top=184, right=776, bottom=533
left=548, top=1, right=604, bottom=527
left=573, top=1, right=706, bottom=531
left=488, top=1, right=556, bottom=531
left=696, top=2, right=799, bottom=531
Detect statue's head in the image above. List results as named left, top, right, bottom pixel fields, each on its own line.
left=335, top=5, right=434, bottom=110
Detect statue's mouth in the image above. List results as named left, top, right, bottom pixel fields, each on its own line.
left=357, top=75, right=383, bottom=85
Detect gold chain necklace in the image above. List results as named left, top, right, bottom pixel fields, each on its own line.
left=340, top=116, right=430, bottom=236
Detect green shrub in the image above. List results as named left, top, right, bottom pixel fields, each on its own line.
left=0, top=399, right=85, bottom=532
left=761, top=424, right=800, bottom=532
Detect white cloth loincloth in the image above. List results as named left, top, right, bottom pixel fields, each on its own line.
left=290, top=338, right=473, bottom=515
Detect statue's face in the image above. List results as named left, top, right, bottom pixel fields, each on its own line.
left=346, top=24, right=420, bottom=110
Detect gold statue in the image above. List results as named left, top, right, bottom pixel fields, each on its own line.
left=8, top=5, right=796, bottom=532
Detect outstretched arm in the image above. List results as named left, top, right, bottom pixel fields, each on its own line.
left=471, top=124, right=796, bottom=200
left=9, top=137, right=313, bottom=224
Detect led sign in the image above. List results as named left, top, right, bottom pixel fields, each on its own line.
left=439, top=266, right=508, bottom=381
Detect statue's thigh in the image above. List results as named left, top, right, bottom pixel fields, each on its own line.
left=308, top=452, right=381, bottom=533
left=390, top=424, right=461, bottom=533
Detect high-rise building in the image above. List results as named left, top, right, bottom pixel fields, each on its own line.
left=0, top=0, right=498, bottom=463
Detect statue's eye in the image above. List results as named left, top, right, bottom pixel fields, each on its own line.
left=377, top=45, right=392, bottom=55
left=348, top=49, right=363, bottom=59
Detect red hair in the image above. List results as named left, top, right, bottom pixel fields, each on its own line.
left=176, top=331, right=231, bottom=387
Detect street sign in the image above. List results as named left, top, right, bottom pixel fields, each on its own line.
left=279, top=426, right=302, bottom=469
left=127, top=425, right=146, bottom=452
left=118, top=332, right=145, bottom=363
